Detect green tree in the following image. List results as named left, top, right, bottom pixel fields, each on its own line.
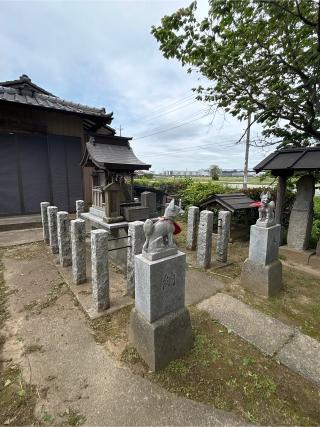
left=151, top=1, right=320, bottom=147
left=209, top=164, right=221, bottom=180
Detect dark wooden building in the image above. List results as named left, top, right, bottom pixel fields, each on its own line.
left=0, top=74, right=116, bottom=216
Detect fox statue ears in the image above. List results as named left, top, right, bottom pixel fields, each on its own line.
left=169, top=199, right=175, bottom=207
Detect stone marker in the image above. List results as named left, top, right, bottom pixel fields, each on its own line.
left=241, top=193, right=282, bottom=297
left=47, top=206, right=59, bottom=254
left=91, top=229, right=109, bottom=311
left=129, top=199, right=192, bottom=371
left=196, top=210, right=213, bottom=269
left=287, top=175, right=315, bottom=251
left=141, top=191, right=157, bottom=217
left=76, top=199, right=85, bottom=219
left=57, top=211, right=71, bottom=267
left=186, top=206, right=199, bottom=250
left=216, top=211, right=231, bottom=263
left=40, top=202, right=50, bottom=244
left=127, top=221, right=145, bottom=297
left=71, top=219, right=86, bottom=285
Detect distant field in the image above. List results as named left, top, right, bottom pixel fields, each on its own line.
left=151, top=175, right=274, bottom=185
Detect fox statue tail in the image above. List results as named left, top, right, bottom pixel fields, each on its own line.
left=143, top=219, right=154, bottom=252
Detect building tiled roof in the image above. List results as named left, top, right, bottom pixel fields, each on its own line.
left=81, top=136, right=151, bottom=171
left=0, top=74, right=113, bottom=123
left=200, top=193, right=255, bottom=212
left=254, top=147, right=320, bottom=173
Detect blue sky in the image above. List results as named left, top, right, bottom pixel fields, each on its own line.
left=0, top=0, right=273, bottom=172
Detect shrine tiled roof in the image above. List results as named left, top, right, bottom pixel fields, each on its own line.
left=0, top=74, right=113, bottom=124
left=81, top=136, right=151, bottom=171
left=254, top=147, right=320, bottom=173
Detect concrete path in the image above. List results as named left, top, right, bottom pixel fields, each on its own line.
left=198, top=293, right=320, bottom=387
left=2, top=245, right=242, bottom=426
left=0, top=228, right=43, bottom=247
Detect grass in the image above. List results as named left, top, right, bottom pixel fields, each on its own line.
left=121, top=308, right=320, bottom=426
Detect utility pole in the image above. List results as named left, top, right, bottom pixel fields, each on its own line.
left=119, top=124, right=122, bottom=136
left=243, top=112, right=252, bottom=190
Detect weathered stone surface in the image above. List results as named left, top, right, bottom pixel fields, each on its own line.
left=129, top=307, right=192, bottom=371
left=122, top=206, right=150, bottom=222
left=186, top=206, right=199, bottom=251
left=127, top=221, right=145, bottom=297
left=141, top=191, right=157, bottom=213
left=47, top=206, right=59, bottom=254
left=248, top=224, right=281, bottom=266
left=196, top=210, right=213, bottom=269
left=198, top=293, right=294, bottom=356
left=76, top=200, right=85, bottom=219
left=91, top=229, right=109, bottom=311
left=277, top=332, right=320, bottom=386
left=40, top=202, right=50, bottom=244
left=71, top=219, right=86, bottom=285
left=287, top=175, right=315, bottom=251
left=57, top=211, right=71, bottom=267
left=135, top=251, right=186, bottom=322
left=241, top=258, right=282, bottom=297
left=216, top=211, right=231, bottom=263
left=241, top=224, right=282, bottom=297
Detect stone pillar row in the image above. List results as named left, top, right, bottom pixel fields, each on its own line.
left=187, top=206, right=231, bottom=269
left=40, top=201, right=111, bottom=312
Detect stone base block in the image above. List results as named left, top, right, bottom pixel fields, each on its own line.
left=123, top=206, right=150, bottom=222
left=129, top=307, right=192, bottom=371
left=241, top=258, right=282, bottom=297
left=103, top=215, right=124, bottom=224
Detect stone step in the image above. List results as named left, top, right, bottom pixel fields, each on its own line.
left=0, top=214, right=42, bottom=232
left=198, top=293, right=320, bottom=387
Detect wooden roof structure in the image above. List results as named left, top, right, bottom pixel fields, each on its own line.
left=200, top=193, right=255, bottom=212
left=0, top=74, right=113, bottom=132
left=254, top=147, right=320, bottom=175
left=80, top=136, right=151, bottom=172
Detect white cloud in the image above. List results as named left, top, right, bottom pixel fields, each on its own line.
left=0, top=0, right=274, bottom=172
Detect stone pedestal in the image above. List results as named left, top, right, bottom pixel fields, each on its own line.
left=241, top=224, right=282, bottom=297
left=127, top=221, right=145, bottom=297
left=129, top=251, right=192, bottom=371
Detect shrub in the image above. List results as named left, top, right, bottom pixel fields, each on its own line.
left=179, top=181, right=230, bottom=206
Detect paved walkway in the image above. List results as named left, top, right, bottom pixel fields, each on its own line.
left=198, top=293, right=320, bottom=387
left=2, top=245, right=242, bottom=426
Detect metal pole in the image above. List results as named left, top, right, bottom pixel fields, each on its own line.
left=243, top=112, right=252, bottom=190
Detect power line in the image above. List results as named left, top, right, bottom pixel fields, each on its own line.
left=141, top=142, right=238, bottom=157
left=134, top=110, right=211, bottom=140
left=140, top=91, right=194, bottom=117
left=143, top=98, right=198, bottom=123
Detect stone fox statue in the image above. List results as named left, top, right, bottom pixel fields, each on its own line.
left=257, top=191, right=275, bottom=226
left=143, top=199, right=184, bottom=253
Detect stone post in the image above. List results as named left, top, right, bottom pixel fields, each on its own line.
left=47, top=206, right=59, bottom=254
left=241, top=224, right=282, bottom=297
left=186, top=206, right=199, bottom=250
left=71, top=219, right=86, bottom=285
left=216, top=210, right=231, bottom=263
left=287, top=175, right=315, bottom=251
left=127, top=221, right=145, bottom=297
left=57, top=211, right=71, bottom=267
left=129, top=250, right=192, bottom=371
left=91, top=229, right=110, bottom=311
left=40, top=202, right=50, bottom=244
left=275, top=175, right=287, bottom=225
left=141, top=191, right=157, bottom=217
left=196, top=210, right=213, bottom=269
left=76, top=200, right=85, bottom=219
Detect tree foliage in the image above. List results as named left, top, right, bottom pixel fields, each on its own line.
left=209, top=164, right=221, bottom=180
left=151, top=0, right=320, bottom=147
